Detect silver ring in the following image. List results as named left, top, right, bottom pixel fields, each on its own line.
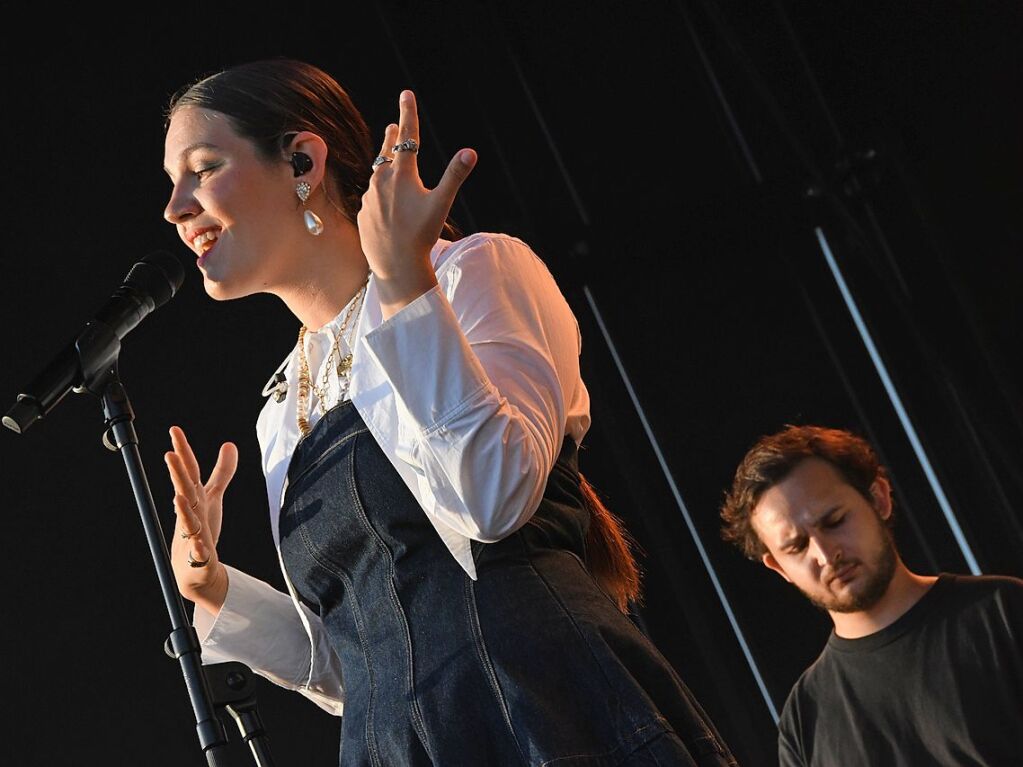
left=392, top=138, right=419, bottom=153
left=372, top=155, right=393, bottom=169
left=188, top=550, right=211, bottom=568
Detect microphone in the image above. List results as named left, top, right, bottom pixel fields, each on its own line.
left=3, top=251, right=185, bottom=434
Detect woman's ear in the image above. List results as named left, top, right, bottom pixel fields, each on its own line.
left=282, top=131, right=329, bottom=187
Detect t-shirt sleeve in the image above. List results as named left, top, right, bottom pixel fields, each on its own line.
left=777, top=688, right=808, bottom=767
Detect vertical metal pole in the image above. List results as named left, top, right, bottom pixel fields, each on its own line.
left=815, top=227, right=982, bottom=574
left=503, top=7, right=783, bottom=723
left=584, top=287, right=781, bottom=722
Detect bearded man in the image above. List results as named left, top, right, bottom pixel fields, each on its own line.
left=720, top=424, right=1023, bottom=766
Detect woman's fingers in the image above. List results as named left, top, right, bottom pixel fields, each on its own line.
left=172, top=490, right=221, bottom=606
left=360, top=89, right=475, bottom=292
left=171, top=469, right=217, bottom=570
left=165, top=450, right=200, bottom=506
left=167, top=429, right=236, bottom=499
left=433, top=148, right=477, bottom=219
left=207, top=442, right=239, bottom=496
left=167, top=452, right=205, bottom=543
left=164, top=426, right=230, bottom=612
left=392, top=90, right=420, bottom=171
left=173, top=492, right=204, bottom=542
left=374, top=123, right=399, bottom=171
left=165, top=432, right=235, bottom=543
left=169, top=425, right=201, bottom=485
left=173, top=491, right=213, bottom=573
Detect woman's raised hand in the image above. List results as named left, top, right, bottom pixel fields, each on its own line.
left=357, top=90, right=477, bottom=316
left=164, top=425, right=238, bottom=615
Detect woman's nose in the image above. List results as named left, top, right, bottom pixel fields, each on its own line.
left=164, top=184, right=200, bottom=224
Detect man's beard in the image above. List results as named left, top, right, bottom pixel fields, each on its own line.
left=804, top=524, right=898, bottom=614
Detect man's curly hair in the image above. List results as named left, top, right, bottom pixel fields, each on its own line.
left=720, top=425, right=888, bottom=560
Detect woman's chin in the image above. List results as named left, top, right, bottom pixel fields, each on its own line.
left=202, top=276, right=245, bottom=302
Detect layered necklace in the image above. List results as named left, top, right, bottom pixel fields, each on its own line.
left=295, top=276, right=369, bottom=436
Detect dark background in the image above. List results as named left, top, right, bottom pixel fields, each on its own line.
left=2, top=2, right=1020, bottom=765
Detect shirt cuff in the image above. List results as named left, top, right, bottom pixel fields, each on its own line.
left=193, top=565, right=298, bottom=675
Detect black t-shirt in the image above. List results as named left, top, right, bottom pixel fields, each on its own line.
left=778, top=573, right=1023, bottom=766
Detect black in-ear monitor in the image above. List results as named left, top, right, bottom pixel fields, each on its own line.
left=291, top=152, right=313, bottom=177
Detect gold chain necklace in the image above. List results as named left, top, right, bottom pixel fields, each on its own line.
left=296, top=278, right=368, bottom=436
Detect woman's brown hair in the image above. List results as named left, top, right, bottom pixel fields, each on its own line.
left=580, top=473, right=642, bottom=612
left=166, top=57, right=461, bottom=239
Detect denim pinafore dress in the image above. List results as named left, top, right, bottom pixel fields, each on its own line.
left=278, top=402, right=737, bottom=766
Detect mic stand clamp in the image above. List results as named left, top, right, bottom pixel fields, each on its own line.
left=199, top=661, right=276, bottom=767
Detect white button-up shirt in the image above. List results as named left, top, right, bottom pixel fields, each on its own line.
left=194, top=232, right=591, bottom=714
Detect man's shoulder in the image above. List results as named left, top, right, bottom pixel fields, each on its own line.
left=777, top=649, right=835, bottom=766
left=943, top=572, right=1023, bottom=591
left=939, top=572, right=1023, bottom=611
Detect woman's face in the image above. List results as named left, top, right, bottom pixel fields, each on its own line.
left=163, top=107, right=301, bottom=301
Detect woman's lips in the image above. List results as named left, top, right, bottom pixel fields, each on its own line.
left=196, top=237, right=219, bottom=268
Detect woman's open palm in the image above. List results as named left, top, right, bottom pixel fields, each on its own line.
left=164, top=425, right=237, bottom=613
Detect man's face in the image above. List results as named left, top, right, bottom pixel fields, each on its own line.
left=751, top=458, right=897, bottom=614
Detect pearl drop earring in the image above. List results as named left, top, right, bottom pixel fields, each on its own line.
left=295, top=181, right=324, bottom=236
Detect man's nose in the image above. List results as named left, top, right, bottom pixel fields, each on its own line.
left=809, top=536, right=842, bottom=569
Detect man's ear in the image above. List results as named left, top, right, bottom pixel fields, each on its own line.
left=870, top=475, right=893, bottom=521
left=762, top=552, right=793, bottom=583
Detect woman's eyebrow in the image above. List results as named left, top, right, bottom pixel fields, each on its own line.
left=163, top=142, right=221, bottom=175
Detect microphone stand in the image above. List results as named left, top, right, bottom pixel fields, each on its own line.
left=4, top=258, right=279, bottom=764
left=93, top=360, right=276, bottom=766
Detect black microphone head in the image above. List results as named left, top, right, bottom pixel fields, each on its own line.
left=123, top=251, right=186, bottom=308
